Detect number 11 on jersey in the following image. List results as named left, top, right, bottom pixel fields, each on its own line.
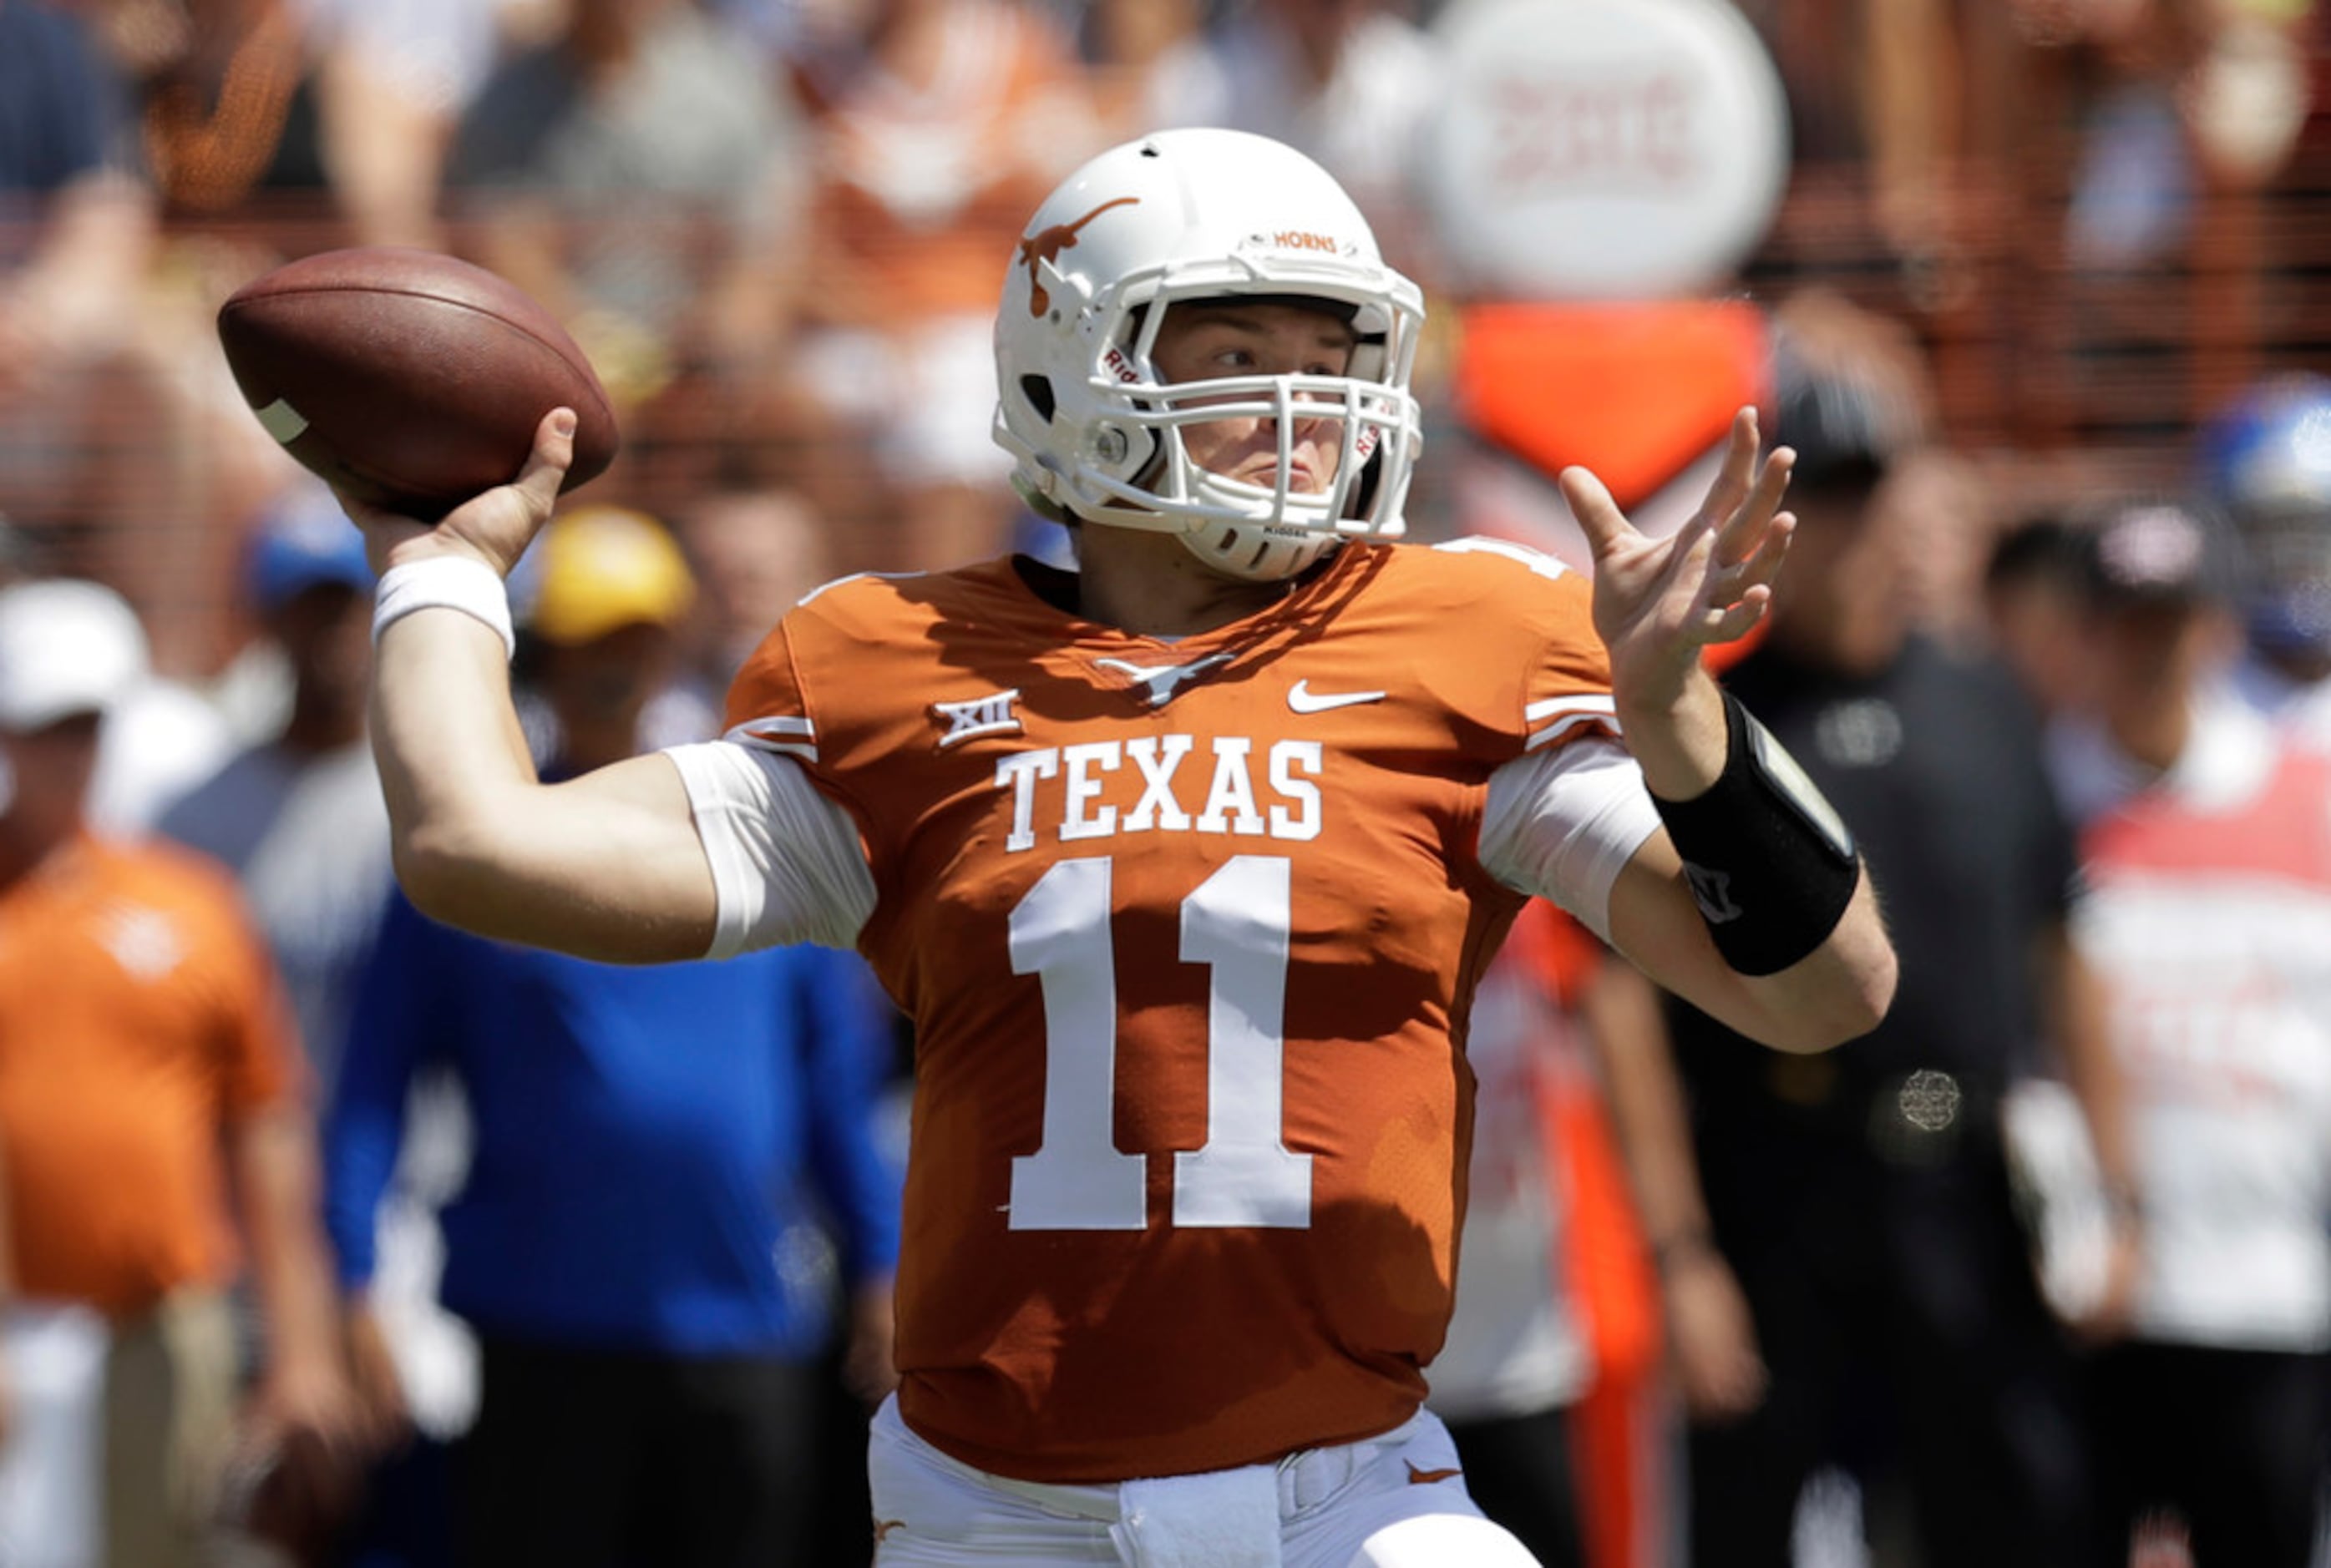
left=1006, top=855, right=1315, bottom=1232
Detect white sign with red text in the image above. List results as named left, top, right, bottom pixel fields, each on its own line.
left=1424, top=0, right=1791, bottom=300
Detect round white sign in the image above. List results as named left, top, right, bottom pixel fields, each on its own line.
left=1422, top=0, right=1791, bottom=301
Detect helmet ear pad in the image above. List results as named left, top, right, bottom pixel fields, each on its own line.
left=1088, top=411, right=1162, bottom=492
left=1009, top=371, right=1163, bottom=510
left=1095, top=302, right=1168, bottom=490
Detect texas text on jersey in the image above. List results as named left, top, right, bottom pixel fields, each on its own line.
left=723, top=535, right=1614, bottom=1483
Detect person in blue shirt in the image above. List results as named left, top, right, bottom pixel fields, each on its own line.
left=324, top=507, right=903, bottom=1568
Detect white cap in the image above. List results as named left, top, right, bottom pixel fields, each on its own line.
left=0, top=580, right=149, bottom=733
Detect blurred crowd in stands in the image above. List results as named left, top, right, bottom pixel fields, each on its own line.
left=6, top=0, right=2331, bottom=1565
left=1, top=0, right=2324, bottom=677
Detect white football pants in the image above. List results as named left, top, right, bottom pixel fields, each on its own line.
left=867, top=1396, right=1543, bottom=1567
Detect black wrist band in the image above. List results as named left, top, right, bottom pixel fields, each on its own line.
left=1651, top=691, right=1862, bottom=977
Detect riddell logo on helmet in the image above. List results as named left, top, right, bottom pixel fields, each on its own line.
left=1019, top=198, right=1141, bottom=316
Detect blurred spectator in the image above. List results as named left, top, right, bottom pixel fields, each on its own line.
left=1608, top=312, right=2131, bottom=1566
left=2019, top=0, right=2314, bottom=271
left=160, top=485, right=382, bottom=1089
left=325, top=508, right=904, bottom=1567
left=155, top=490, right=474, bottom=1567
left=60, top=0, right=493, bottom=671
left=672, top=486, right=834, bottom=684
left=512, top=503, right=720, bottom=756
left=447, top=0, right=810, bottom=411
left=1187, top=0, right=1439, bottom=251
left=0, top=578, right=355, bottom=1568
left=128, top=0, right=313, bottom=216
left=788, top=0, right=1099, bottom=567
left=1883, top=446, right=2000, bottom=651
left=1736, top=0, right=1967, bottom=260
left=0, top=0, right=151, bottom=391
left=1741, top=0, right=2309, bottom=275
left=0, top=561, right=236, bottom=846
left=2050, top=495, right=2331, bottom=1566
left=292, top=0, right=503, bottom=248
left=120, top=0, right=494, bottom=242
left=2196, top=372, right=2331, bottom=751
left=0, top=1, right=212, bottom=670
left=91, top=615, right=237, bottom=842
left=1984, top=513, right=2099, bottom=723
left=1075, top=0, right=1225, bottom=143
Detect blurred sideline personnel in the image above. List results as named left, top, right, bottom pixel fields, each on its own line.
left=1602, top=323, right=2131, bottom=1568
left=157, top=494, right=474, bottom=1565
left=0, top=579, right=354, bottom=1568
left=671, top=487, right=834, bottom=688
left=1427, top=900, right=1667, bottom=1568
left=337, top=129, right=1893, bottom=1566
left=1981, top=514, right=2095, bottom=726
left=2050, top=498, right=2331, bottom=1566
left=160, top=488, right=384, bottom=1093
left=0, top=539, right=234, bottom=842
left=509, top=503, right=719, bottom=758
left=325, top=507, right=903, bottom=1568
left=2197, top=372, right=2331, bottom=750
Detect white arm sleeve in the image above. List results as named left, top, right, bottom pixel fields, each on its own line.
left=1477, top=736, right=1663, bottom=944
left=661, top=741, right=879, bottom=958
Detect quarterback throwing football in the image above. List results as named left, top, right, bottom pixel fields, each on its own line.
left=345, top=130, right=1895, bottom=1566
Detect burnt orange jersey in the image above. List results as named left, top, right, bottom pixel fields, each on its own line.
left=725, top=538, right=1615, bottom=1481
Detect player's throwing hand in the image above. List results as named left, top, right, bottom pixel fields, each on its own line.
left=1559, top=407, right=1796, bottom=712
left=337, top=408, right=578, bottom=581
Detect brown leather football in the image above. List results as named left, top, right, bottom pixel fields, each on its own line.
left=217, top=247, right=620, bottom=519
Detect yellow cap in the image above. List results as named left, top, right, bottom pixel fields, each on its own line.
left=524, top=506, right=696, bottom=645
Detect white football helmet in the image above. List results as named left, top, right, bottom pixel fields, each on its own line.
left=994, top=129, right=1426, bottom=582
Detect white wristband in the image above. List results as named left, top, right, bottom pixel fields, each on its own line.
left=372, top=556, right=516, bottom=661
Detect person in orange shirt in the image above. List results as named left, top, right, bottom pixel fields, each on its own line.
left=338, top=129, right=1894, bottom=1565
left=0, top=579, right=354, bottom=1568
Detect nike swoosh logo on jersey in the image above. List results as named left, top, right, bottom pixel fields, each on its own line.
left=1288, top=680, right=1386, bottom=713
left=1405, top=1463, right=1462, bottom=1485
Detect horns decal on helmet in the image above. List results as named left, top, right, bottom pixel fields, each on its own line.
left=1018, top=198, right=1141, bottom=316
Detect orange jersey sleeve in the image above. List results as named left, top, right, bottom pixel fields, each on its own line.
left=725, top=539, right=1613, bottom=1481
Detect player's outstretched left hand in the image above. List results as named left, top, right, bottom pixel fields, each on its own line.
left=335, top=407, right=577, bottom=582
left=1559, top=407, right=1795, bottom=712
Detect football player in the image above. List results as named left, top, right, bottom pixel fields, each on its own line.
left=342, top=129, right=1896, bottom=1566
left=2198, top=372, right=2331, bottom=751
